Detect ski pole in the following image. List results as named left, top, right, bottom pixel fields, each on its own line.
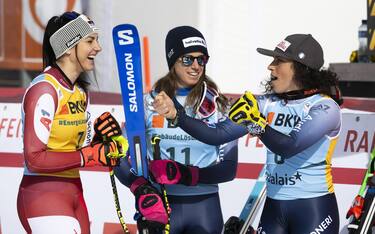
left=151, top=135, right=171, bottom=234
left=109, top=135, right=130, bottom=234
left=356, top=147, right=375, bottom=234
left=358, top=148, right=375, bottom=198
left=347, top=147, right=375, bottom=234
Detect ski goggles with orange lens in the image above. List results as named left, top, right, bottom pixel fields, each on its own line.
left=180, top=55, right=209, bottom=67
left=197, top=82, right=218, bottom=119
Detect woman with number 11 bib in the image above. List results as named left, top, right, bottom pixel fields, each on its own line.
left=115, top=26, right=238, bottom=234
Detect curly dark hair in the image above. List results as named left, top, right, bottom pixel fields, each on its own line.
left=262, top=61, right=342, bottom=105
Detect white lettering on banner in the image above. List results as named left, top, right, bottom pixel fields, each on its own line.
left=344, top=130, right=375, bottom=153
left=310, top=215, right=332, bottom=234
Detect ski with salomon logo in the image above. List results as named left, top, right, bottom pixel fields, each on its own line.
left=112, top=24, right=148, bottom=179
left=223, top=165, right=267, bottom=234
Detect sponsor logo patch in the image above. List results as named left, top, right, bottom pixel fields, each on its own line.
left=276, top=40, right=291, bottom=51
left=182, top=37, right=206, bottom=48
left=66, top=34, right=82, bottom=48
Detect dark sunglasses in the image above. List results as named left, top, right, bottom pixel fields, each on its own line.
left=180, top=55, right=209, bottom=67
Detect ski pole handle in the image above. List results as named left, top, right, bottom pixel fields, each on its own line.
left=103, top=135, right=130, bottom=234
left=110, top=135, right=129, bottom=158
left=151, top=135, right=161, bottom=160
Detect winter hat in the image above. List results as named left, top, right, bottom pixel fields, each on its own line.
left=257, top=34, right=324, bottom=70
left=165, top=26, right=209, bottom=69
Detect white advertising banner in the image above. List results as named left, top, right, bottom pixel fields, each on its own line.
left=0, top=102, right=373, bottom=234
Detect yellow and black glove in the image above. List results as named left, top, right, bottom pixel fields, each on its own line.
left=229, top=91, right=267, bottom=135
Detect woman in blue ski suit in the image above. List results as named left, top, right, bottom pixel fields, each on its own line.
left=114, top=26, right=238, bottom=234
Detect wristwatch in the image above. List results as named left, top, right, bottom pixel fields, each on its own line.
left=167, top=107, right=184, bottom=127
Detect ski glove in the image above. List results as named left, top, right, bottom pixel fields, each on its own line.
left=149, top=159, right=199, bottom=186
left=228, top=91, right=267, bottom=135
left=80, top=140, right=121, bottom=167
left=224, top=216, right=254, bottom=234
left=346, top=195, right=365, bottom=220
left=93, top=112, right=122, bottom=142
left=130, top=177, right=169, bottom=225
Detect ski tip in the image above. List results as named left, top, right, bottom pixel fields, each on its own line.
left=112, top=24, right=141, bottom=48
left=112, top=24, right=137, bottom=33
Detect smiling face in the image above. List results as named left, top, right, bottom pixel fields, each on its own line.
left=73, top=33, right=102, bottom=72
left=174, top=52, right=205, bottom=88
left=267, top=57, right=300, bottom=93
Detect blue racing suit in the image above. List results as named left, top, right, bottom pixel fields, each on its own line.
left=115, top=88, right=238, bottom=234
left=175, top=93, right=341, bottom=234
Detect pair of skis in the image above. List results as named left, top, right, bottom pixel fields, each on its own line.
left=223, top=165, right=267, bottom=234
left=347, top=148, right=375, bottom=234
left=112, top=23, right=148, bottom=234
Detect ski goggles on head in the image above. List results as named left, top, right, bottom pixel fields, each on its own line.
left=196, top=81, right=218, bottom=119
left=180, top=55, right=209, bottom=67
